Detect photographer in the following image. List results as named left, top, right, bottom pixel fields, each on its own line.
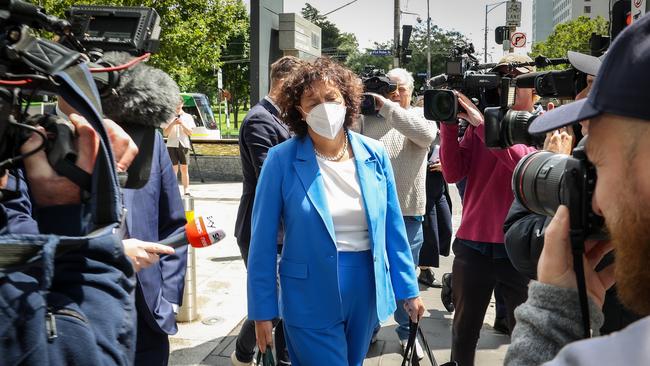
left=505, top=16, right=650, bottom=365
left=439, top=54, right=537, bottom=365
left=503, top=51, right=641, bottom=336
left=360, top=67, right=437, bottom=354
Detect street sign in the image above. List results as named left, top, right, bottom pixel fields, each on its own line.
left=632, top=0, right=646, bottom=22
left=217, top=68, right=223, bottom=89
left=416, top=72, right=427, bottom=77
left=511, top=32, right=526, bottom=48
left=370, top=49, right=392, bottom=56
left=506, top=0, right=522, bottom=27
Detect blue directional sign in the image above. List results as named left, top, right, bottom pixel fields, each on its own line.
left=369, top=49, right=392, bottom=56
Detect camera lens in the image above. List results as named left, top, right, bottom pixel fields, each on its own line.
left=502, top=110, right=545, bottom=147
left=512, top=151, right=568, bottom=216
left=433, top=92, right=454, bottom=120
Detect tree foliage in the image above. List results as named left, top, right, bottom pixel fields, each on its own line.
left=301, top=3, right=358, bottom=62
left=39, top=0, right=249, bottom=101
left=531, top=16, right=609, bottom=61
left=404, top=24, right=470, bottom=91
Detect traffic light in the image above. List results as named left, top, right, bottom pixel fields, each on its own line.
left=611, top=0, right=631, bottom=40
left=401, top=49, right=413, bottom=65
left=495, top=26, right=509, bottom=45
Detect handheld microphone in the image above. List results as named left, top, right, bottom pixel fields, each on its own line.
left=159, top=216, right=226, bottom=249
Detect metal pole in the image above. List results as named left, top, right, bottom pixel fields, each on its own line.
left=426, top=0, right=431, bottom=80
left=176, top=196, right=198, bottom=322
left=484, top=4, right=489, bottom=63
left=394, top=0, right=401, bottom=68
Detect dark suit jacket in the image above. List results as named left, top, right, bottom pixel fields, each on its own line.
left=235, top=97, right=291, bottom=245
left=122, top=132, right=188, bottom=335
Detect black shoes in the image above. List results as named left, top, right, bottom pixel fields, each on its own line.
left=493, top=316, right=510, bottom=335
left=440, top=272, right=454, bottom=313
left=418, top=268, right=442, bottom=288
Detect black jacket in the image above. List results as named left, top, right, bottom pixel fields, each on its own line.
left=503, top=197, right=641, bottom=334
left=235, top=97, right=291, bottom=245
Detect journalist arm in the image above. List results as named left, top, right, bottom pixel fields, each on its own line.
left=376, top=97, right=437, bottom=148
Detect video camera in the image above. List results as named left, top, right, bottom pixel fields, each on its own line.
left=512, top=138, right=605, bottom=239
left=0, top=0, right=161, bottom=192
left=359, top=66, right=397, bottom=115
left=423, top=43, right=507, bottom=123
left=482, top=56, right=574, bottom=148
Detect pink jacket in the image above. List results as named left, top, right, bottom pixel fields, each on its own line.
left=440, top=123, right=536, bottom=244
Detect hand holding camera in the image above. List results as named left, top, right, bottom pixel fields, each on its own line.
left=20, top=113, right=99, bottom=207
left=456, top=91, right=484, bottom=127
left=537, top=205, right=616, bottom=308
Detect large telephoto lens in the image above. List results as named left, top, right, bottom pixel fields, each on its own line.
left=512, top=151, right=568, bottom=216
left=502, top=110, right=546, bottom=147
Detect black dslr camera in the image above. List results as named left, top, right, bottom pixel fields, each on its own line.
left=512, top=137, right=605, bottom=239
left=423, top=44, right=503, bottom=123
left=359, top=66, right=397, bottom=115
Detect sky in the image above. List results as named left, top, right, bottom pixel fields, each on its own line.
left=243, top=0, right=534, bottom=62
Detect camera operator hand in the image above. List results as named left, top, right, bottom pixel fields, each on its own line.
left=21, top=113, right=99, bottom=206
left=537, top=205, right=616, bottom=308
left=456, top=91, right=484, bottom=127
left=366, top=92, right=386, bottom=111
left=544, top=127, right=574, bottom=155
left=122, top=238, right=175, bottom=272
left=59, top=98, right=139, bottom=172
left=103, top=118, right=139, bottom=172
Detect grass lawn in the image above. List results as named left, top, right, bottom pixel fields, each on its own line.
left=213, top=106, right=249, bottom=138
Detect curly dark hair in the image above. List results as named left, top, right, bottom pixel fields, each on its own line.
left=277, top=57, right=363, bottom=137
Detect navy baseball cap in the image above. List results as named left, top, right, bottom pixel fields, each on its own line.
left=529, top=14, right=650, bottom=134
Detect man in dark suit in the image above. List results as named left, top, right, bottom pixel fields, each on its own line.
left=232, top=56, right=302, bottom=366
left=123, top=131, right=188, bottom=366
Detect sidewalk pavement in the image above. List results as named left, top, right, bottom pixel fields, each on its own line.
left=169, top=183, right=510, bottom=365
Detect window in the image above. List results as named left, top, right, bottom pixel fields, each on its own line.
left=584, top=5, right=591, bottom=13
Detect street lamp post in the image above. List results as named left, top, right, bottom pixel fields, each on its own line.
left=484, top=1, right=509, bottom=63
left=426, top=0, right=431, bottom=81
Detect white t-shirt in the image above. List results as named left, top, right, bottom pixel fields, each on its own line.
left=316, top=157, right=371, bottom=252
left=163, top=111, right=195, bottom=148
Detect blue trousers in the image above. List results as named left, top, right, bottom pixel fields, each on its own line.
left=394, top=216, right=424, bottom=340
left=283, top=251, right=378, bottom=366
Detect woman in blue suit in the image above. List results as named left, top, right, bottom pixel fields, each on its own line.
left=247, top=58, right=425, bottom=365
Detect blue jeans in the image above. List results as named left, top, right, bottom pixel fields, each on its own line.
left=394, top=216, right=424, bottom=341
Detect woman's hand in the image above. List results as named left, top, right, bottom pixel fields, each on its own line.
left=404, top=297, right=426, bottom=322
left=255, top=320, right=274, bottom=353
left=455, top=91, right=484, bottom=127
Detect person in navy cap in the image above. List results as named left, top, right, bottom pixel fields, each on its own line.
left=505, top=13, right=650, bottom=365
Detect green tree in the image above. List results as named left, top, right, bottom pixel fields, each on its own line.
left=531, top=16, right=609, bottom=64
left=40, top=0, right=249, bottom=99
left=405, top=25, right=470, bottom=91
left=345, top=41, right=394, bottom=75
left=301, top=3, right=358, bottom=62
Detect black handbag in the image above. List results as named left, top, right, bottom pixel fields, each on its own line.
left=256, top=347, right=276, bottom=366
left=401, top=320, right=457, bottom=366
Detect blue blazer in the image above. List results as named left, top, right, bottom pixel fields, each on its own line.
left=247, top=131, right=419, bottom=329
left=122, top=133, right=188, bottom=335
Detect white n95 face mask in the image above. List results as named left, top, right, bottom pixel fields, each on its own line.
left=305, top=102, right=347, bottom=140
